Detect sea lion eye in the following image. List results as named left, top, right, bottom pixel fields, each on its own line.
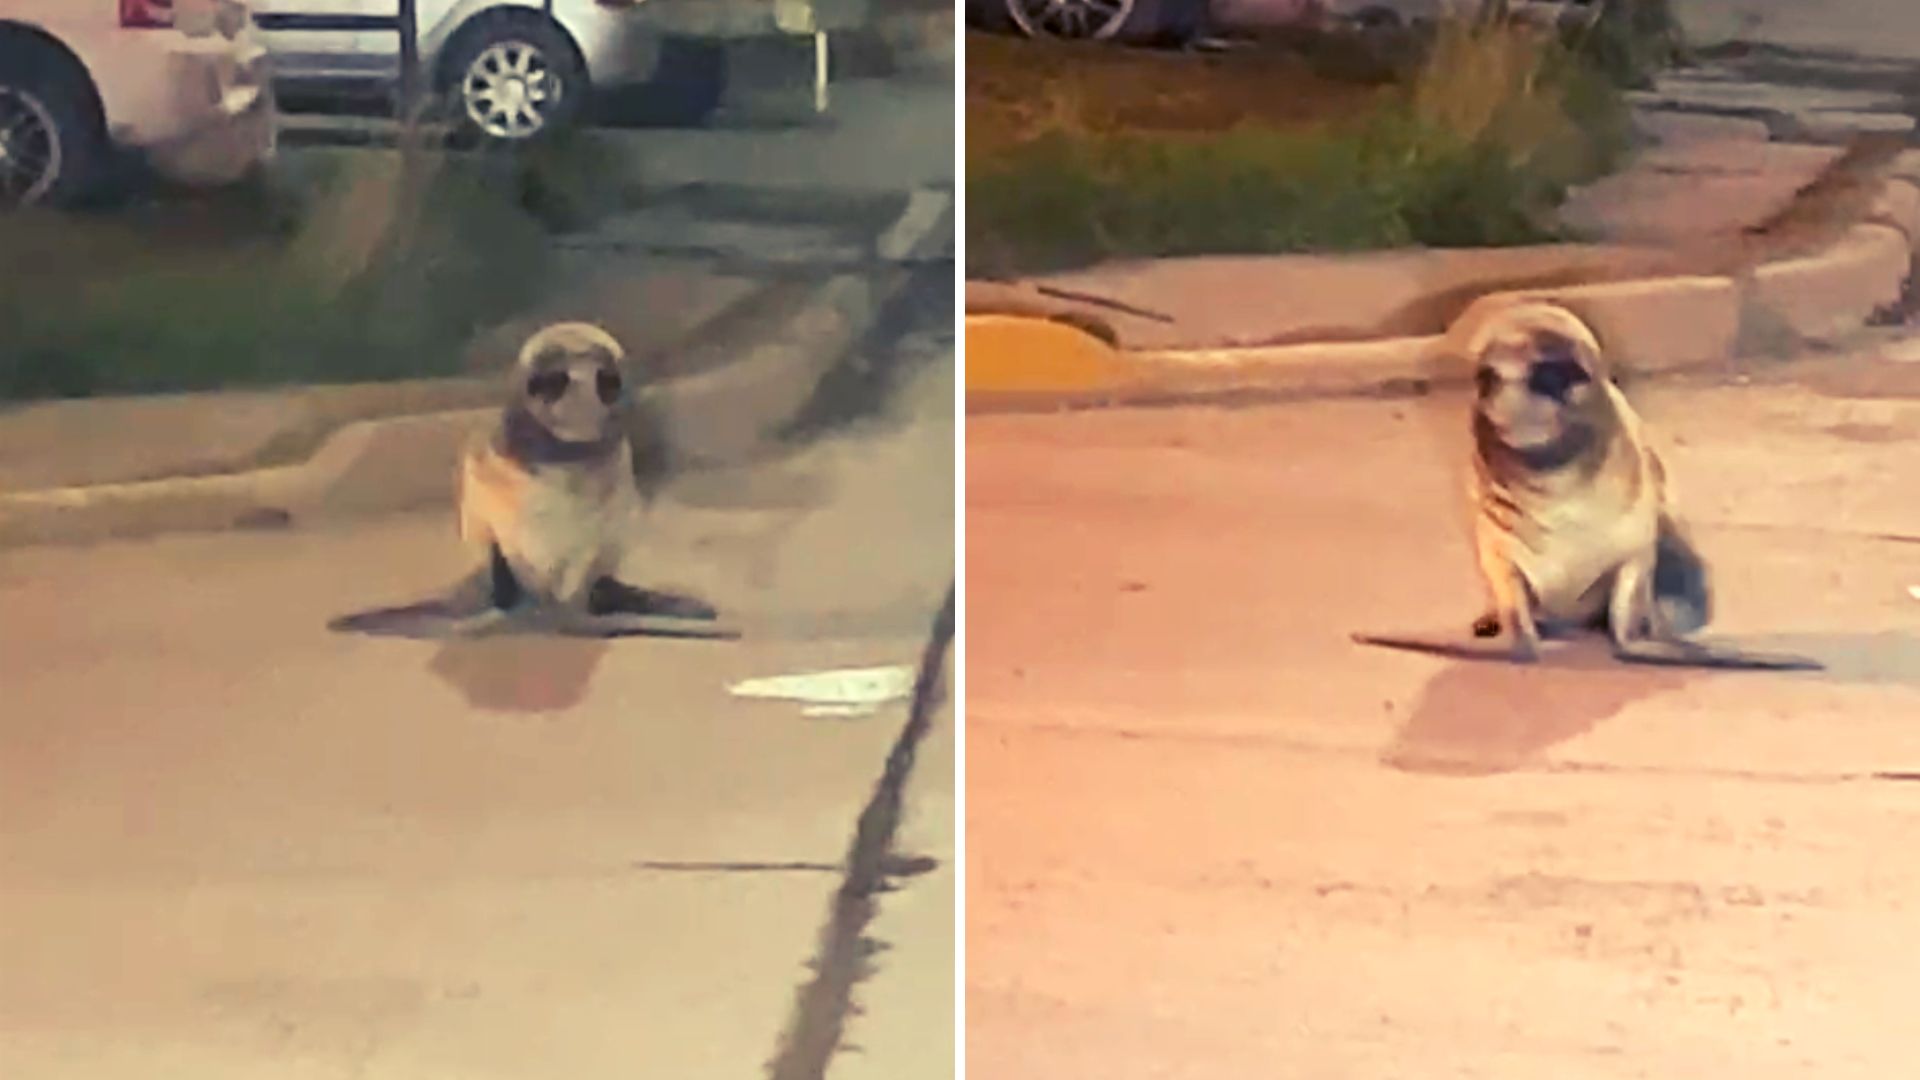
left=1527, top=358, right=1589, bottom=401
left=526, top=370, right=570, bottom=402
left=595, top=367, right=623, bottom=404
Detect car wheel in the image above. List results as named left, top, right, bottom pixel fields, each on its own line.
left=592, top=37, right=725, bottom=128
left=1351, top=6, right=1407, bottom=29
left=440, top=15, right=587, bottom=142
left=1002, top=0, right=1206, bottom=44
left=0, top=41, right=106, bottom=209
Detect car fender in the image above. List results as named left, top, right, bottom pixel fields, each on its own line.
left=423, top=0, right=628, bottom=87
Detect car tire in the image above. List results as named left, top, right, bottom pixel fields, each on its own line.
left=590, top=37, right=726, bottom=128
left=438, top=13, right=588, bottom=143
left=1000, top=0, right=1208, bottom=45
left=1351, top=5, right=1408, bottom=28
left=0, top=39, right=107, bottom=209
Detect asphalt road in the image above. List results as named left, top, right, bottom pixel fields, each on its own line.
left=966, top=340, right=1920, bottom=1077
left=0, top=349, right=954, bottom=1079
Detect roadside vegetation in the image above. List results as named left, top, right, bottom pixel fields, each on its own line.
left=0, top=133, right=632, bottom=402
left=968, top=1, right=1684, bottom=275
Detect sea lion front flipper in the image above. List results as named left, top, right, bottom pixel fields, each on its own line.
left=328, top=599, right=503, bottom=639
left=328, top=570, right=507, bottom=640
left=1350, top=631, right=1530, bottom=664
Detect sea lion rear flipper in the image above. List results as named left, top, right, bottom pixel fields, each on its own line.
left=556, top=611, right=742, bottom=641
left=587, top=577, right=719, bottom=621
left=1614, top=639, right=1823, bottom=672
left=1652, top=516, right=1712, bottom=634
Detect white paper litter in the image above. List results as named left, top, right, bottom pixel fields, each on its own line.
left=728, top=665, right=915, bottom=717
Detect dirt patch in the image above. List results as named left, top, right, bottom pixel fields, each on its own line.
left=967, top=31, right=1391, bottom=158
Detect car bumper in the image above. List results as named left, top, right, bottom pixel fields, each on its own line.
left=103, top=17, right=277, bottom=186
left=143, top=76, right=277, bottom=188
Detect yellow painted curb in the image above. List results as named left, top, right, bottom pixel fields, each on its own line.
left=964, top=313, right=1140, bottom=394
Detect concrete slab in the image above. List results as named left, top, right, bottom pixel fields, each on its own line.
left=1672, top=0, right=1920, bottom=60
left=1634, top=110, right=1774, bottom=146
left=1784, top=109, right=1918, bottom=145
left=1750, top=223, right=1911, bottom=341
left=1643, top=73, right=1906, bottom=116
left=1561, top=140, right=1840, bottom=245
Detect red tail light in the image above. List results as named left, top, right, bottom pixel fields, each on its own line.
left=119, top=0, right=175, bottom=28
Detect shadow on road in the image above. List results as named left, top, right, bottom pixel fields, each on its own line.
left=1738, top=630, right=1920, bottom=687
left=1382, top=631, right=1920, bottom=775
left=428, top=636, right=609, bottom=713
left=1383, top=648, right=1690, bottom=776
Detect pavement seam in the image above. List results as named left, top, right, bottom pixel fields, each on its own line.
left=764, top=584, right=955, bottom=1080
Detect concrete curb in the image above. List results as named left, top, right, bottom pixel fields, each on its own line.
left=0, top=377, right=502, bottom=494
left=0, top=190, right=953, bottom=550
left=967, top=175, right=1920, bottom=412
left=842, top=7, right=955, bottom=74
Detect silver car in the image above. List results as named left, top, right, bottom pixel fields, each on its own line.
left=257, top=0, right=870, bottom=141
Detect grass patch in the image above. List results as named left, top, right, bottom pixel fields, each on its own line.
left=1560, top=0, right=1689, bottom=89
left=967, top=20, right=1635, bottom=276
left=0, top=131, right=629, bottom=402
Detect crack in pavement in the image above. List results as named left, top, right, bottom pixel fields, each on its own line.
left=764, top=584, right=955, bottom=1080
left=632, top=858, right=940, bottom=876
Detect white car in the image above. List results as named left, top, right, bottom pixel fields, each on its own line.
left=259, top=0, right=872, bottom=141
left=0, top=0, right=275, bottom=207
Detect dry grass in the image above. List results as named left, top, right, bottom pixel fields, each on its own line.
left=967, top=20, right=1632, bottom=275
left=966, top=31, right=1393, bottom=158
left=0, top=145, right=578, bottom=400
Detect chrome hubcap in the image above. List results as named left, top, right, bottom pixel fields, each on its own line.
left=461, top=41, right=561, bottom=140
left=0, top=87, right=61, bottom=207
left=1006, top=0, right=1136, bottom=39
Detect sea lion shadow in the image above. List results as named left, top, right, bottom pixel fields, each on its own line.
left=328, top=588, right=739, bottom=715
left=1376, top=630, right=1917, bottom=776
left=1381, top=642, right=1690, bottom=776
left=428, top=635, right=609, bottom=714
